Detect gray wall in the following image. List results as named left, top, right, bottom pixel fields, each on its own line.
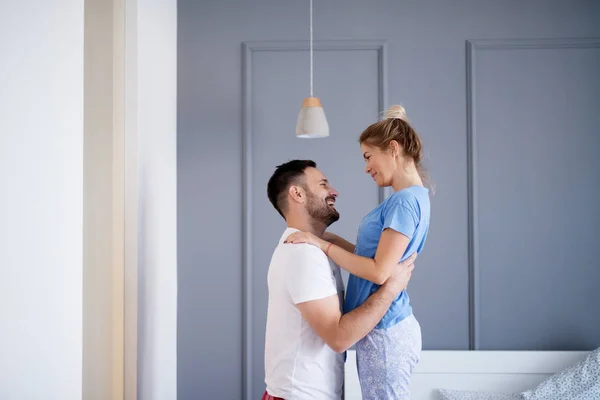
left=177, top=1, right=600, bottom=398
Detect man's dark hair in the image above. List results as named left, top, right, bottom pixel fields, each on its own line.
left=267, top=160, right=316, bottom=219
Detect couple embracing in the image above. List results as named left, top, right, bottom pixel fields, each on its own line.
left=263, top=106, right=431, bottom=400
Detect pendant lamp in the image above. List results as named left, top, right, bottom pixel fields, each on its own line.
left=296, top=0, right=329, bottom=138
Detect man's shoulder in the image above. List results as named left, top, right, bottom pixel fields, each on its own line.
left=274, top=242, right=329, bottom=270
left=287, top=242, right=328, bottom=261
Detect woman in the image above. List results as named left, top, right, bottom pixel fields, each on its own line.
left=285, top=105, right=431, bottom=400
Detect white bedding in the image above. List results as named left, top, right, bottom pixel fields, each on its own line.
left=344, top=349, right=590, bottom=400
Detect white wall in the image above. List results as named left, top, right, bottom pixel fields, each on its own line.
left=83, top=0, right=125, bottom=398
left=0, top=0, right=177, bottom=397
left=0, top=1, right=84, bottom=399
left=136, top=0, right=178, bottom=398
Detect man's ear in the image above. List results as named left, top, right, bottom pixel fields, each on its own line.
left=289, top=185, right=305, bottom=204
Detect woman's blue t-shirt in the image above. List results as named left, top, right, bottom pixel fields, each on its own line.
left=343, top=185, right=430, bottom=329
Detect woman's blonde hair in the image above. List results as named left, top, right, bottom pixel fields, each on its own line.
left=360, top=105, right=422, bottom=166
left=359, top=105, right=432, bottom=189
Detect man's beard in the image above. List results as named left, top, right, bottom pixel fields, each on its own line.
left=305, top=189, right=340, bottom=227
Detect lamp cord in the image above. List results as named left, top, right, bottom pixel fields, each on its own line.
left=309, top=0, right=313, bottom=97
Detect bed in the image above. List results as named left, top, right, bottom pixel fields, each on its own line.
left=344, top=349, right=592, bottom=400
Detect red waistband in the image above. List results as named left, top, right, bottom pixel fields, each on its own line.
left=262, top=391, right=284, bottom=400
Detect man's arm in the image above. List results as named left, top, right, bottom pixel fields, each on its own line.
left=296, top=253, right=415, bottom=353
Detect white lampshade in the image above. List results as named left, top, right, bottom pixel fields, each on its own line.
left=296, top=97, right=329, bottom=138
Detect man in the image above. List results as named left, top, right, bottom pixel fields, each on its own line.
left=263, top=160, right=416, bottom=400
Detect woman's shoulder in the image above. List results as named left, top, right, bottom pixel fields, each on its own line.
left=386, top=186, right=429, bottom=207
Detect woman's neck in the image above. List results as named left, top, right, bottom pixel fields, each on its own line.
left=391, top=163, right=423, bottom=192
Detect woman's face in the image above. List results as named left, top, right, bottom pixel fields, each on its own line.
left=360, top=142, right=397, bottom=187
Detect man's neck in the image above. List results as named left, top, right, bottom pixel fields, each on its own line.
left=286, top=215, right=326, bottom=238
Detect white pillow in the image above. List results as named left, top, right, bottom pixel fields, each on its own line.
left=521, top=347, right=600, bottom=400
left=437, top=388, right=522, bottom=400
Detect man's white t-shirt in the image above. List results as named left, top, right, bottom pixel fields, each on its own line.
left=264, top=227, right=345, bottom=400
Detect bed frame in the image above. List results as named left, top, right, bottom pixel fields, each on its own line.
left=344, top=349, right=588, bottom=399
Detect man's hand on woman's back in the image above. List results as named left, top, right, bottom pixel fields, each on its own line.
left=384, top=253, right=417, bottom=294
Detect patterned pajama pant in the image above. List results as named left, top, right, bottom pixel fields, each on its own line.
left=355, top=314, right=422, bottom=400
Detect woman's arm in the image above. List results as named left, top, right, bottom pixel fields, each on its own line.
left=327, top=229, right=410, bottom=284
left=286, top=229, right=410, bottom=285
left=322, top=231, right=355, bottom=253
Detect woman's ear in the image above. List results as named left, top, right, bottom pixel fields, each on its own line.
left=389, top=140, right=401, bottom=158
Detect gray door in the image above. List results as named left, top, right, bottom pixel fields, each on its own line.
left=246, top=41, right=385, bottom=399
left=469, top=39, right=600, bottom=350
